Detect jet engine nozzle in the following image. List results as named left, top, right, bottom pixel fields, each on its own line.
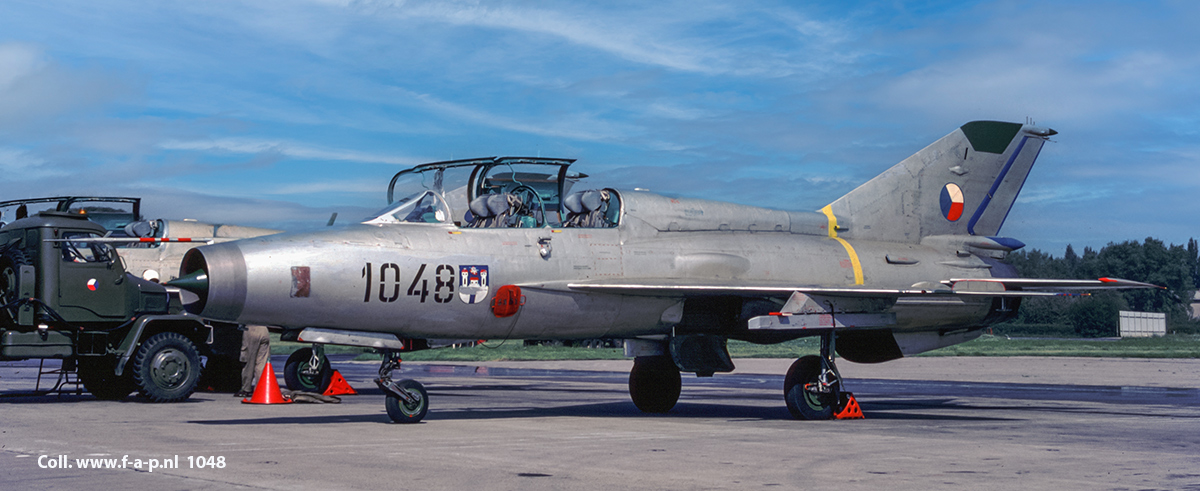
left=176, top=243, right=248, bottom=322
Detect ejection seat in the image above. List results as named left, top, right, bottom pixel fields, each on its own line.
left=562, top=192, right=587, bottom=227
left=464, top=193, right=535, bottom=228
left=464, top=195, right=493, bottom=228
left=562, top=189, right=618, bottom=228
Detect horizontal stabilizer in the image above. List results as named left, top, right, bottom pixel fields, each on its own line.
left=945, top=277, right=1166, bottom=291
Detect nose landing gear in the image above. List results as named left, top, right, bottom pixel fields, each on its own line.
left=375, top=350, right=428, bottom=424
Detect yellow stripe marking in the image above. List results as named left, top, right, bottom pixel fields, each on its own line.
left=821, top=205, right=864, bottom=285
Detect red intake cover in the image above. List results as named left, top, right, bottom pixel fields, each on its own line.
left=490, top=285, right=525, bottom=318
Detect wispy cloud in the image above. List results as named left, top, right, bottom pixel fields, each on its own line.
left=0, top=146, right=69, bottom=179
left=265, top=179, right=381, bottom=195
left=158, top=137, right=423, bottom=166
left=382, top=86, right=638, bottom=142
left=334, top=0, right=857, bottom=77
left=0, top=42, right=133, bottom=130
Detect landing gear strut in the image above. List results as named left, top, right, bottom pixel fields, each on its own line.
left=784, top=332, right=842, bottom=420
left=375, top=350, right=428, bottom=424
left=284, top=344, right=333, bottom=393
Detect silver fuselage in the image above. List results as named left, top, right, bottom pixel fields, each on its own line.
left=187, top=190, right=1003, bottom=340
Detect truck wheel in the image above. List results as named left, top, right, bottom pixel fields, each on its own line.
left=284, top=348, right=333, bottom=393
left=77, top=358, right=136, bottom=401
left=132, top=332, right=202, bottom=403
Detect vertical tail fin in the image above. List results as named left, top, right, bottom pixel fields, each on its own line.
left=825, top=121, right=1056, bottom=243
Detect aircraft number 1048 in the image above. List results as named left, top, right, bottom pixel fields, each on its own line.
left=362, top=262, right=454, bottom=304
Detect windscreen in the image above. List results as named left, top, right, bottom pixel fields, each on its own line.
left=365, top=190, right=453, bottom=225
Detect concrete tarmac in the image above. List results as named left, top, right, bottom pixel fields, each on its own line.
left=2, top=356, right=1198, bottom=490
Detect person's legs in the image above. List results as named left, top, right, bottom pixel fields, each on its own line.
left=238, top=325, right=269, bottom=396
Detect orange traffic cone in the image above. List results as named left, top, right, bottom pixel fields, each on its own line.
left=322, top=370, right=357, bottom=396
left=242, top=363, right=292, bottom=404
left=835, top=392, right=864, bottom=420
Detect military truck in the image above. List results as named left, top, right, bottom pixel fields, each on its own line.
left=0, top=211, right=213, bottom=401
left=0, top=196, right=282, bottom=394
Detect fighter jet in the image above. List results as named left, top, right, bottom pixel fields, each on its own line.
left=170, top=121, right=1160, bottom=423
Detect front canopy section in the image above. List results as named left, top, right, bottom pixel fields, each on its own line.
left=364, top=190, right=454, bottom=225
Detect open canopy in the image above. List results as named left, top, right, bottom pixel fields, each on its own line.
left=376, top=157, right=589, bottom=227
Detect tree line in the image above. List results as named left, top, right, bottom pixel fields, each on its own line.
left=999, top=238, right=1199, bottom=337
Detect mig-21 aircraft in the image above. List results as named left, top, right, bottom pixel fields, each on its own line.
left=169, top=121, right=1160, bottom=423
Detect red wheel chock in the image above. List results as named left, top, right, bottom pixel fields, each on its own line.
left=835, top=392, right=864, bottom=420
left=322, top=369, right=358, bottom=396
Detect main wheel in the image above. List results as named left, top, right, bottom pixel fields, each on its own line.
left=783, top=355, right=837, bottom=420
left=628, top=355, right=681, bottom=413
left=78, top=357, right=136, bottom=401
left=284, top=348, right=333, bottom=393
left=132, top=332, right=202, bottom=403
left=384, top=379, right=429, bottom=424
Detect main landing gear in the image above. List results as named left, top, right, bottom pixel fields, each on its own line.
left=624, top=332, right=857, bottom=420
left=628, top=355, right=681, bottom=413
left=284, top=345, right=333, bottom=393
left=784, top=332, right=843, bottom=420
left=375, top=350, right=428, bottom=424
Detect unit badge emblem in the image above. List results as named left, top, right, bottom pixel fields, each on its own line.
left=459, top=265, right=489, bottom=304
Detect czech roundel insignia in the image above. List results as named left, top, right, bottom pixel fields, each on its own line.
left=87, top=278, right=98, bottom=291
left=940, top=183, right=964, bottom=221
left=459, top=265, right=489, bottom=304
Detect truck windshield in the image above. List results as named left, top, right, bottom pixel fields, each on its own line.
left=61, top=232, right=115, bottom=263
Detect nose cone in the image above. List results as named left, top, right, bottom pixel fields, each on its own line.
left=166, top=269, right=208, bottom=296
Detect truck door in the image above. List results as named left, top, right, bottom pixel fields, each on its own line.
left=57, top=231, right=128, bottom=320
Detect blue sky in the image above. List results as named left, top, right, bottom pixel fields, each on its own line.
left=1, top=0, right=1197, bottom=253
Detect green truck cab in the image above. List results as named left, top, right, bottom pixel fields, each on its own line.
left=1, top=211, right=210, bottom=402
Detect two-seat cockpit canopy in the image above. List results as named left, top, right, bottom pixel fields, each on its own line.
left=365, top=157, right=619, bottom=229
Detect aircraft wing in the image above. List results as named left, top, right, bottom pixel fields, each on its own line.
left=558, top=276, right=1163, bottom=299
left=555, top=277, right=1166, bottom=333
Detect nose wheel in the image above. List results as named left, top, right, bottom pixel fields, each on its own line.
left=375, top=351, right=428, bottom=424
